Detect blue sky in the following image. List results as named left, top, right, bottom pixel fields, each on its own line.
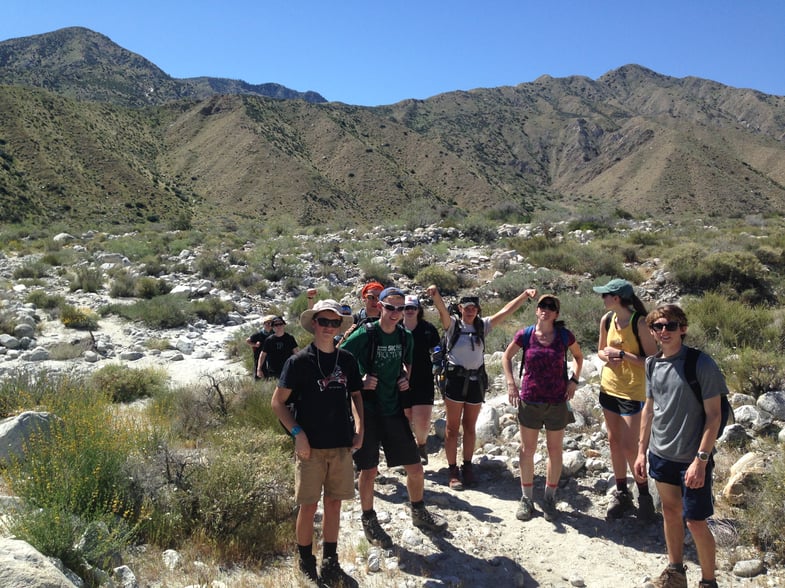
left=4, top=1, right=784, bottom=106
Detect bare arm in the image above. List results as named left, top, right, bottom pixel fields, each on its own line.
left=426, top=284, right=451, bottom=330
left=502, top=339, right=522, bottom=407
left=634, top=398, right=654, bottom=481
left=488, top=288, right=536, bottom=329
left=350, top=389, right=364, bottom=450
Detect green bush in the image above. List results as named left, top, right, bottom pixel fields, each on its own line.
left=104, top=295, right=193, bottom=328
left=396, top=247, right=428, bottom=278
left=69, top=266, right=103, bottom=293
left=358, top=256, right=390, bottom=284
left=4, top=380, right=142, bottom=577
left=724, top=348, right=785, bottom=398
left=196, top=252, right=231, bottom=280
left=134, top=276, right=172, bottom=299
left=13, top=261, right=49, bottom=279
left=110, top=271, right=137, bottom=297
left=26, top=289, right=65, bottom=310
left=192, top=297, right=233, bottom=324
left=414, top=265, right=459, bottom=294
left=60, top=304, right=99, bottom=330
left=90, top=364, right=169, bottom=403
left=670, top=247, right=775, bottom=304
left=683, top=293, right=780, bottom=351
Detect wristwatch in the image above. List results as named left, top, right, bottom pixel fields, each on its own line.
left=618, top=350, right=626, bottom=360
left=696, top=450, right=710, bottom=462
left=290, top=425, right=303, bottom=438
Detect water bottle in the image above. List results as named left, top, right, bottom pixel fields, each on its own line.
left=431, top=346, right=442, bottom=375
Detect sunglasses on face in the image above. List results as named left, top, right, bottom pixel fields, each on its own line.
left=538, top=302, right=558, bottom=311
left=272, top=322, right=285, bottom=327
left=404, top=305, right=418, bottom=311
left=382, top=303, right=405, bottom=312
left=315, top=317, right=343, bottom=328
left=365, top=294, right=378, bottom=301
left=601, top=292, right=615, bottom=298
left=651, top=321, right=680, bottom=332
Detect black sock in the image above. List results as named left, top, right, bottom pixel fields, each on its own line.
left=362, top=509, right=375, bottom=520
left=323, top=541, right=337, bottom=559
left=298, top=544, right=313, bottom=560
left=411, top=500, right=425, bottom=509
left=616, top=479, right=628, bottom=493
left=463, top=460, right=471, bottom=466
left=636, top=481, right=650, bottom=496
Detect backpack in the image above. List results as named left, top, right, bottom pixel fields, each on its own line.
left=646, top=346, right=732, bottom=439
left=432, top=317, right=486, bottom=392
left=603, top=311, right=644, bottom=355
left=517, top=324, right=570, bottom=381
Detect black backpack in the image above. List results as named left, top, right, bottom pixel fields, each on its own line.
left=647, top=346, right=732, bottom=439
left=603, top=311, right=644, bottom=355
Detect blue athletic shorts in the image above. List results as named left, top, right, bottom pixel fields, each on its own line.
left=648, top=451, right=714, bottom=521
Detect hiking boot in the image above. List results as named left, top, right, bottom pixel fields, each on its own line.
left=637, top=493, right=657, bottom=521
left=607, top=489, right=635, bottom=519
left=418, top=444, right=428, bottom=465
left=542, top=495, right=559, bottom=522
left=320, top=555, right=358, bottom=588
left=653, top=564, right=687, bottom=588
left=448, top=464, right=463, bottom=490
left=361, top=511, right=393, bottom=549
left=461, top=462, right=476, bottom=487
left=297, top=553, right=321, bottom=587
left=516, top=495, right=534, bottom=521
left=411, top=504, right=448, bottom=533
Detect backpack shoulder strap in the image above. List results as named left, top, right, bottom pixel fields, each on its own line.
left=683, top=346, right=703, bottom=401
left=396, top=323, right=409, bottom=362
left=475, top=317, right=485, bottom=344
left=630, top=311, right=644, bottom=355
left=445, top=318, right=462, bottom=352
left=518, top=325, right=536, bottom=379
left=603, top=311, right=614, bottom=332
left=364, top=321, right=378, bottom=371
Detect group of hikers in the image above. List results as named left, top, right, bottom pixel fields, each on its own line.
left=249, top=279, right=726, bottom=588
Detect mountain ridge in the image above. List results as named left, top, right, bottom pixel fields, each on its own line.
left=1, top=28, right=784, bottom=229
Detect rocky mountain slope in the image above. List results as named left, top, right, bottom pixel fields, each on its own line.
left=1, top=28, right=784, bottom=229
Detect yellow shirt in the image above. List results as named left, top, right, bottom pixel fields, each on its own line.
left=600, top=313, right=645, bottom=401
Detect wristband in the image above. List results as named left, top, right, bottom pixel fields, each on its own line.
left=569, top=375, right=579, bottom=385
left=290, top=425, right=302, bottom=438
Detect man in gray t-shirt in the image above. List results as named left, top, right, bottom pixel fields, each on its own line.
left=634, top=304, right=725, bottom=588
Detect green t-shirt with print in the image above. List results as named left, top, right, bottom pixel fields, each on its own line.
left=341, top=323, right=413, bottom=416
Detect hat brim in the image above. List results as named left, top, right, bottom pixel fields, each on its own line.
left=300, top=309, right=353, bottom=334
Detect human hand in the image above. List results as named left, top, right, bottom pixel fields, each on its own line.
left=363, top=373, right=378, bottom=390
left=426, top=284, right=440, bottom=298
left=396, top=376, right=410, bottom=392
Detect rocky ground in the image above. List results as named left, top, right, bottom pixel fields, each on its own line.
left=2, top=224, right=784, bottom=587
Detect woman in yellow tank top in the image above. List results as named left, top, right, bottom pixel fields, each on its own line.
left=593, top=279, right=658, bottom=520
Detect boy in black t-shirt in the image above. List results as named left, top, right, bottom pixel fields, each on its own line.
left=272, top=300, right=363, bottom=587
left=256, top=316, right=298, bottom=379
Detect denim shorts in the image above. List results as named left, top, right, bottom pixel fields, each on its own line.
left=648, top=451, right=714, bottom=520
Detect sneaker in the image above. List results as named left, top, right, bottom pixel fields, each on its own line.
left=461, top=462, right=476, bottom=487
left=516, top=495, right=534, bottom=521
left=297, top=553, right=321, bottom=587
left=411, top=504, right=448, bottom=533
left=418, top=444, right=428, bottom=465
left=542, top=495, right=559, bottom=522
left=448, top=464, right=463, bottom=490
left=637, top=494, right=657, bottom=521
left=320, top=555, right=358, bottom=588
left=607, top=489, right=635, bottom=519
left=361, top=511, right=393, bottom=549
left=653, top=564, right=687, bottom=588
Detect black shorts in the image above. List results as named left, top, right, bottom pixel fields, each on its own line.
left=599, top=391, right=644, bottom=416
left=443, top=365, right=485, bottom=405
left=400, top=383, right=435, bottom=409
left=353, top=412, right=419, bottom=470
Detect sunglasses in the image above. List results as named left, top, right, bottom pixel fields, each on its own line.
left=272, top=322, right=285, bottom=327
left=651, top=321, right=680, bottom=332
left=365, top=294, right=378, bottom=301
left=315, top=317, right=343, bottom=328
left=404, top=305, right=418, bottom=311
left=538, top=302, right=558, bottom=311
left=382, top=303, right=405, bottom=312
